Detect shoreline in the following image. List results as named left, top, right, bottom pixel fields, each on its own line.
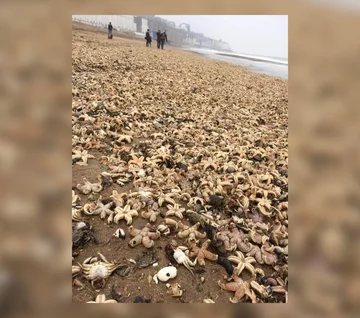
left=216, top=53, right=287, bottom=66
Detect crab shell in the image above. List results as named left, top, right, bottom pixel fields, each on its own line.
left=153, top=266, right=177, bottom=284
left=166, top=283, right=183, bottom=297
left=81, top=262, right=119, bottom=291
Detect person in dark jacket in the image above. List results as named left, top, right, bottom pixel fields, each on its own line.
left=156, top=30, right=161, bottom=49
left=159, top=30, right=168, bottom=50
left=145, top=29, right=152, bottom=47
left=108, top=22, right=113, bottom=39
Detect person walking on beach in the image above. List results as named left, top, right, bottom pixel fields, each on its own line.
left=145, top=29, right=152, bottom=47
left=108, top=22, right=113, bottom=39
left=156, top=30, right=161, bottom=49
left=159, top=30, right=168, bottom=50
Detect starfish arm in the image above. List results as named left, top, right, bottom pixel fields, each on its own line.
left=234, top=263, right=246, bottom=276
left=175, top=211, right=183, bottom=219
left=195, top=231, right=207, bottom=239
left=203, top=250, right=218, bottom=262
left=128, top=226, right=141, bottom=237
left=178, top=230, right=190, bottom=238
left=124, top=214, right=133, bottom=225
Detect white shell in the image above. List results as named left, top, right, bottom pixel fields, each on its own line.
left=113, top=228, right=126, bottom=238
left=74, top=222, right=87, bottom=230
left=153, top=266, right=177, bottom=284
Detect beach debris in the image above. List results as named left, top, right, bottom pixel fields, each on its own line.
left=135, top=250, right=158, bottom=268
left=113, top=228, right=126, bottom=239
left=153, top=266, right=177, bottom=284
left=166, top=283, right=183, bottom=297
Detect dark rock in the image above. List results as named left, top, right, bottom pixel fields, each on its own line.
left=176, top=162, right=188, bottom=172
left=226, top=167, right=236, bottom=173
left=209, top=195, right=225, bottom=208
left=134, top=296, right=144, bottom=303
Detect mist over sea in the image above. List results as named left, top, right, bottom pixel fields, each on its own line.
left=183, top=47, right=288, bottom=79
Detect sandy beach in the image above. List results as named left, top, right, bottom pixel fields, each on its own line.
left=72, top=23, right=288, bottom=303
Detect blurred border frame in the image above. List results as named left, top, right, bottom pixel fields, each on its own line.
left=1, top=0, right=360, bottom=317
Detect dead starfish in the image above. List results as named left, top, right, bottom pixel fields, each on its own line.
left=110, top=190, right=127, bottom=207
left=228, top=251, right=256, bottom=277
left=77, top=177, right=103, bottom=194
left=165, top=203, right=185, bottom=219
left=128, top=154, right=145, bottom=168
left=128, top=223, right=160, bottom=248
left=218, top=276, right=256, bottom=303
left=92, top=197, right=114, bottom=219
left=177, top=222, right=207, bottom=241
left=114, top=205, right=138, bottom=225
left=141, top=208, right=160, bottom=223
left=188, top=239, right=218, bottom=266
left=157, top=192, right=178, bottom=207
left=254, top=190, right=273, bottom=217
left=72, top=149, right=95, bottom=166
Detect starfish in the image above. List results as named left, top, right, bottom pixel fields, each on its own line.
left=77, top=177, right=103, bottom=194
left=188, top=239, right=218, bottom=266
left=87, top=294, right=117, bottom=303
left=114, top=205, right=138, bottom=225
left=201, top=157, right=218, bottom=171
left=244, top=243, right=264, bottom=264
left=72, top=190, right=80, bottom=207
left=91, top=197, right=114, bottom=219
left=218, top=276, right=256, bottom=303
left=141, top=208, right=161, bottom=223
left=165, top=203, right=185, bottom=219
left=260, top=242, right=279, bottom=265
left=110, top=190, right=127, bottom=207
left=178, top=222, right=207, bottom=241
left=83, top=139, right=107, bottom=150
left=116, top=135, right=133, bottom=143
left=128, top=154, right=145, bottom=168
left=254, top=190, right=273, bottom=217
left=228, top=251, right=256, bottom=278
left=157, top=192, right=178, bottom=207
left=128, top=223, right=161, bottom=248
left=188, top=196, right=205, bottom=207
left=72, top=149, right=95, bottom=166
left=270, top=220, right=287, bottom=245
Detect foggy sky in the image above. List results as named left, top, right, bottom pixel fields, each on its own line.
left=156, top=15, right=288, bottom=58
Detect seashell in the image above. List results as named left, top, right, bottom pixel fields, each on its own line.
left=203, top=298, right=215, bottom=303
left=153, top=266, right=177, bottom=284
left=113, top=228, right=126, bottom=239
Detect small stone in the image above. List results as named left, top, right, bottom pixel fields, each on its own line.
left=226, top=167, right=236, bottom=173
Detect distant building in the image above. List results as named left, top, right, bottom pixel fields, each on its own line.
left=72, top=15, right=231, bottom=51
